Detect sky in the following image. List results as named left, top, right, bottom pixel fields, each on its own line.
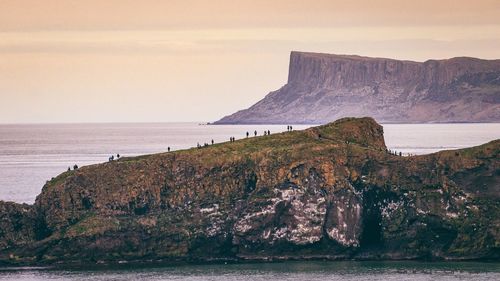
left=1, top=0, right=499, bottom=123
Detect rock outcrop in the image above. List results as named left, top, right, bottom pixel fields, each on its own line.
left=216, top=52, right=500, bottom=124
left=0, top=117, right=499, bottom=266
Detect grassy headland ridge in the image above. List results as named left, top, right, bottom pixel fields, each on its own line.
left=0, top=117, right=498, bottom=266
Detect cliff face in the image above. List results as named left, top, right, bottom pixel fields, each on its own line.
left=0, top=118, right=499, bottom=266
left=216, top=52, right=500, bottom=124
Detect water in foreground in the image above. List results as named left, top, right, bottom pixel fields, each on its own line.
left=0, top=261, right=499, bottom=281
left=0, top=123, right=499, bottom=204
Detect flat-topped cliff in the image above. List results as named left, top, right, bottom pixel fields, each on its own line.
left=216, top=52, right=500, bottom=124
left=0, top=118, right=499, bottom=266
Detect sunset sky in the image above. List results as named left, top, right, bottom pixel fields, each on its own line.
left=1, top=0, right=499, bottom=123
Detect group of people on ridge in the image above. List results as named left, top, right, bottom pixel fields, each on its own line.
left=67, top=125, right=296, bottom=172
left=195, top=126, right=295, bottom=149
left=197, top=139, right=215, bottom=148
left=67, top=164, right=78, bottom=171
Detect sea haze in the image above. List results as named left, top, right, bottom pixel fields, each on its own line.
left=0, top=122, right=499, bottom=204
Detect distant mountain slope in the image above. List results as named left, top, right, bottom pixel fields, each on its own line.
left=216, top=51, right=500, bottom=124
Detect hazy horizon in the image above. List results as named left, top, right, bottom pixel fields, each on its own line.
left=1, top=0, right=500, bottom=123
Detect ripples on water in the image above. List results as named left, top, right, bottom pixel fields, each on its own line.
left=0, top=261, right=499, bottom=281
left=0, top=123, right=499, bottom=203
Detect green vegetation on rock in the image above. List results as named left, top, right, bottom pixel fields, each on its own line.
left=0, top=117, right=498, bottom=266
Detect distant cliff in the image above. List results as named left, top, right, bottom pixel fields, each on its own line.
left=1, top=118, right=499, bottom=266
left=216, top=52, right=500, bottom=124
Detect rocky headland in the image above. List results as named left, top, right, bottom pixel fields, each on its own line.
left=0, top=117, right=499, bottom=266
left=216, top=52, right=500, bottom=124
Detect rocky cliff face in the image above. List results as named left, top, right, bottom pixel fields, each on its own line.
left=0, top=118, right=499, bottom=266
left=216, top=52, right=500, bottom=124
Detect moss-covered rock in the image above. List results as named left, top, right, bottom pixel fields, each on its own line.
left=0, top=117, right=498, bottom=266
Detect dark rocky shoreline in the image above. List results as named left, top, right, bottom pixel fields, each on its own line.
left=0, top=117, right=499, bottom=267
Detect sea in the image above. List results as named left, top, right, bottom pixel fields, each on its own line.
left=0, top=261, right=499, bottom=281
left=0, top=122, right=499, bottom=280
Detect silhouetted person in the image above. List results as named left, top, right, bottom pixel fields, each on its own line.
left=246, top=132, right=249, bottom=138
left=73, top=164, right=78, bottom=170
left=287, top=125, right=290, bottom=131
left=399, top=151, right=402, bottom=156
left=117, top=154, right=120, bottom=158
left=290, top=125, right=293, bottom=131
left=267, top=130, right=270, bottom=135
left=254, top=130, right=257, bottom=136
left=211, top=139, right=214, bottom=145
left=168, top=147, right=170, bottom=152
left=264, top=131, right=267, bottom=136
left=67, top=167, right=71, bottom=172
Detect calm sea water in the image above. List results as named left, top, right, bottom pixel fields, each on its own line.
left=0, top=123, right=499, bottom=204
left=0, top=261, right=499, bottom=281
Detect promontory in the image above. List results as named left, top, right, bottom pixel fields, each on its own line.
left=0, top=117, right=499, bottom=266
left=216, top=52, right=500, bottom=124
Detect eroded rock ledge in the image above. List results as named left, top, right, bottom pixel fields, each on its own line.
left=0, top=117, right=499, bottom=266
